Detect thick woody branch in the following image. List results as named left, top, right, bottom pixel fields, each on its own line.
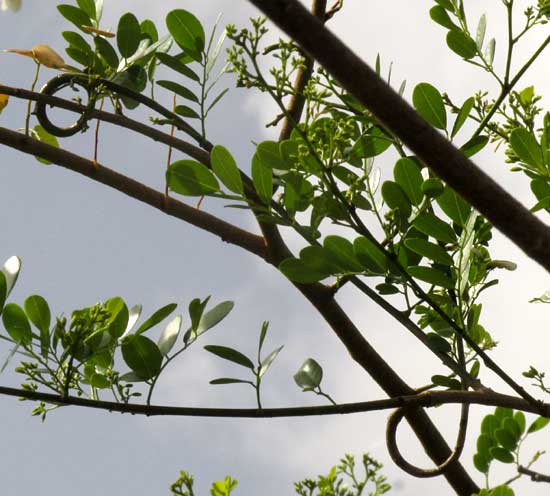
left=1, top=384, right=547, bottom=418
left=247, top=0, right=550, bottom=274
left=0, top=127, right=267, bottom=258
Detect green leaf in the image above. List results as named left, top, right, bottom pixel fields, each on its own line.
left=140, top=19, right=159, bottom=43
left=446, top=30, right=477, bottom=59
left=2, top=303, right=32, bottom=345
left=117, top=12, right=141, bottom=58
left=104, top=297, right=129, bottom=339
left=323, top=235, right=363, bottom=272
left=376, top=283, right=399, bottom=295
left=209, top=378, right=252, bottom=385
left=434, top=0, right=454, bottom=10
left=412, top=82, right=447, bottom=130
left=451, top=97, right=475, bottom=138
left=404, top=238, right=453, bottom=265
left=62, top=31, right=92, bottom=54
left=490, top=486, right=514, bottom=496
left=31, top=125, right=60, bottom=165
left=294, top=358, right=323, bottom=390
left=408, top=266, right=454, bottom=289
left=414, top=213, right=456, bottom=243
left=256, top=141, right=288, bottom=170
left=381, top=181, right=411, bottom=218
left=194, top=301, right=234, bottom=337
left=156, top=80, right=199, bottom=103
left=353, top=236, right=387, bottom=273
left=393, top=158, right=423, bottom=206
left=94, top=36, right=119, bottom=68
left=1, top=256, right=20, bottom=298
left=514, top=411, right=526, bottom=435
left=120, top=304, right=142, bottom=340
left=57, top=4, right=91, bottom=32
left=119, top=371, right=147, bottom=383
left=258, top=321, right=269, bottom=352
left=350, top=127, right=392, bottom=158
left=166, top=9, right=205, bottom=62
left=167, top=160, right=220, bottom=196
left=0, top=272, right=6, bottom=314
left=460, top=135, right=488, bottom=157
left=457, top=211, right=477, bottom=294
left=541, top=112, right=550, bottom=166
left=476, top=433, right=495, bottom=461
left=476, top=14, right=487, bottom=49
left=510, top=128, right=543, bottom=170
left=259, top=345, right=284, bottom=378
left=211, top=145, right=244, bottom=194
left=299, top=246, right=340, bottom=276
left=76, top=0, right=96, bottom=20
left=24, top=295, right=50, bottom=335
left=494, top=428, right=517, bottom=451
left=136, top=303, right=177, bottom=335
left=157, top=315, right=182, bottom=356
left=174, top=105, right=200, bottom=119
left=426, top=333, right=452, bottom=354
left=436, top=187, right=471, bottom=227
left=527, top=416, right=550, bottom=434
left=156, top=52, right=200, bottom=82
left=490, top=447, right=514, bottom=464
left=429, top=6, right=459, bottom=30
left=473, top=452, right=490, bottom=474
left=431, top=375, right=461, bottom=389
left=421, top=178, right=445, bottom=198
left=204, top=345, right=255, bottom=370
left=279, top=258, right=328, bottom=283
left=251, top=153, right=273, bottom=205
left=121, top=335, right=162, bottom=380
left=481, top=414, right=498, bottom=436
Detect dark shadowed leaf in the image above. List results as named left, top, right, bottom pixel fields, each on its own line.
left=167, top=160, right=220, bottom=196
left=117, top=12, right=141, bottom=58
left=166, top=9, right=205, bottom=62
left=394, top=158, right=423, bottom=206
left=412, top=82, right=447, bottom=130
left=156, top=52, right=200, bottom=82
left=2, top=303, right=32, bottom=345
left=404, top=238, right=453, bottom=265
left=451, top=97, right=475, bottom=138
left=157, top=80, right=199, bottom=103
left=279, top=258, right=328, bottom=283
left=211, top=145, right=244, bottom=194
left=204, top=345, right=254, bottom=369
left=121, top=335, right=162, bottom=380
left=251, top=153, right=273, bottom=205
left=408, top=266, right=454, bottom=289
left=136, top=303, right=178, bottom=334
left=414, top=213, right=457, bottom=243
left=57, top=4, right=91, bottom=32
left=510, top=128, right=543, bottom=170
left=436, top=187, right=471, bottom=226
left=446, top=30, right=477, bottom=59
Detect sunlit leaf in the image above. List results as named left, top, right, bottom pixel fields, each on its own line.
left=167, top=160, right=220, bottom=196
left=158, top=315, right=182, bottom=356
left=294, top=358, right=323, bottom=391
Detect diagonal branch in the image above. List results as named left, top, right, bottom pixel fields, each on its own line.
left=247, top=0, right=550, bottom=274
left=0, top=126, right=267, bottom=259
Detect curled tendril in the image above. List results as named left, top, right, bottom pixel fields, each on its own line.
left=386, top=403, right=469, bottom=478
left=34, top=73, right=98, bottom=137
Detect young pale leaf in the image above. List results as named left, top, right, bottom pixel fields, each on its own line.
left=166, top=9, right=205, bottom=62
left=204, top=344, right=255, bottom=370
left=436, top=187, right=471, bottom=227
left=457, top=211, right=477, bottom=295
left=157, top=80, right=199, bottom=103
left=408, top=266, right=454, bottom=289
left=136, top=303, right=177, bottom=334
left=294, top=358, right=323, bottom=391
left=476, top=14, right=487, bottom=49
left=211, top=145, right=244, bottom=194
left=57, top=4, right=92, bottom=32
left=194, top=301, right=234, bottom=337
left=412, top=82, right=447, bottom=130
left=251, top=153, right=273, bottom=205
left=2, top=303, right=32, bottom=345
left=404, top=238, right=453, bottom=266
left=120, top=304, right=142, bottom=340
left=451, top=97, right=475, bottom=138
left=485, top=38, right=496, bottom=66
left=446, top=30, right=477, bottom=59
left=156, top=52, right=200, bottom=82
left=158, top=315, right=182, bottom=356
left=167, top=160, right=220, bottom=196
left=117, top=12, right=141, bottom=58
left=2, top=255, right=21, bottom=299
left=259, top=345, right=284, bottom=378
left=393, top=158, right=423, bottom=206
left=24, top=295, right=50, bottom=335
left=434, top=0, right=454, bottom=10
left=258, top=321, right=269, bottom=353
left=121, top=335, right=162, bottom=380
left=527, top=416, right=550, bottom=434
left=509, top=128, right=543, bottom=170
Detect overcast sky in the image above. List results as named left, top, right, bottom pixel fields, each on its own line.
left=1, top=1, right=549, bottom=495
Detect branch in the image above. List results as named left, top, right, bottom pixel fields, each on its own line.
left=1, top=384, right=548, bottom=418
left=0, top=127, right=267, bottom=259
left=518, top=465, right=550, bottom=483
left=247, top=0, right=550, bottom=275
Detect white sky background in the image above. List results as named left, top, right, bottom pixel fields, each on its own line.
left=0, top=0, right=549, bottom=495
